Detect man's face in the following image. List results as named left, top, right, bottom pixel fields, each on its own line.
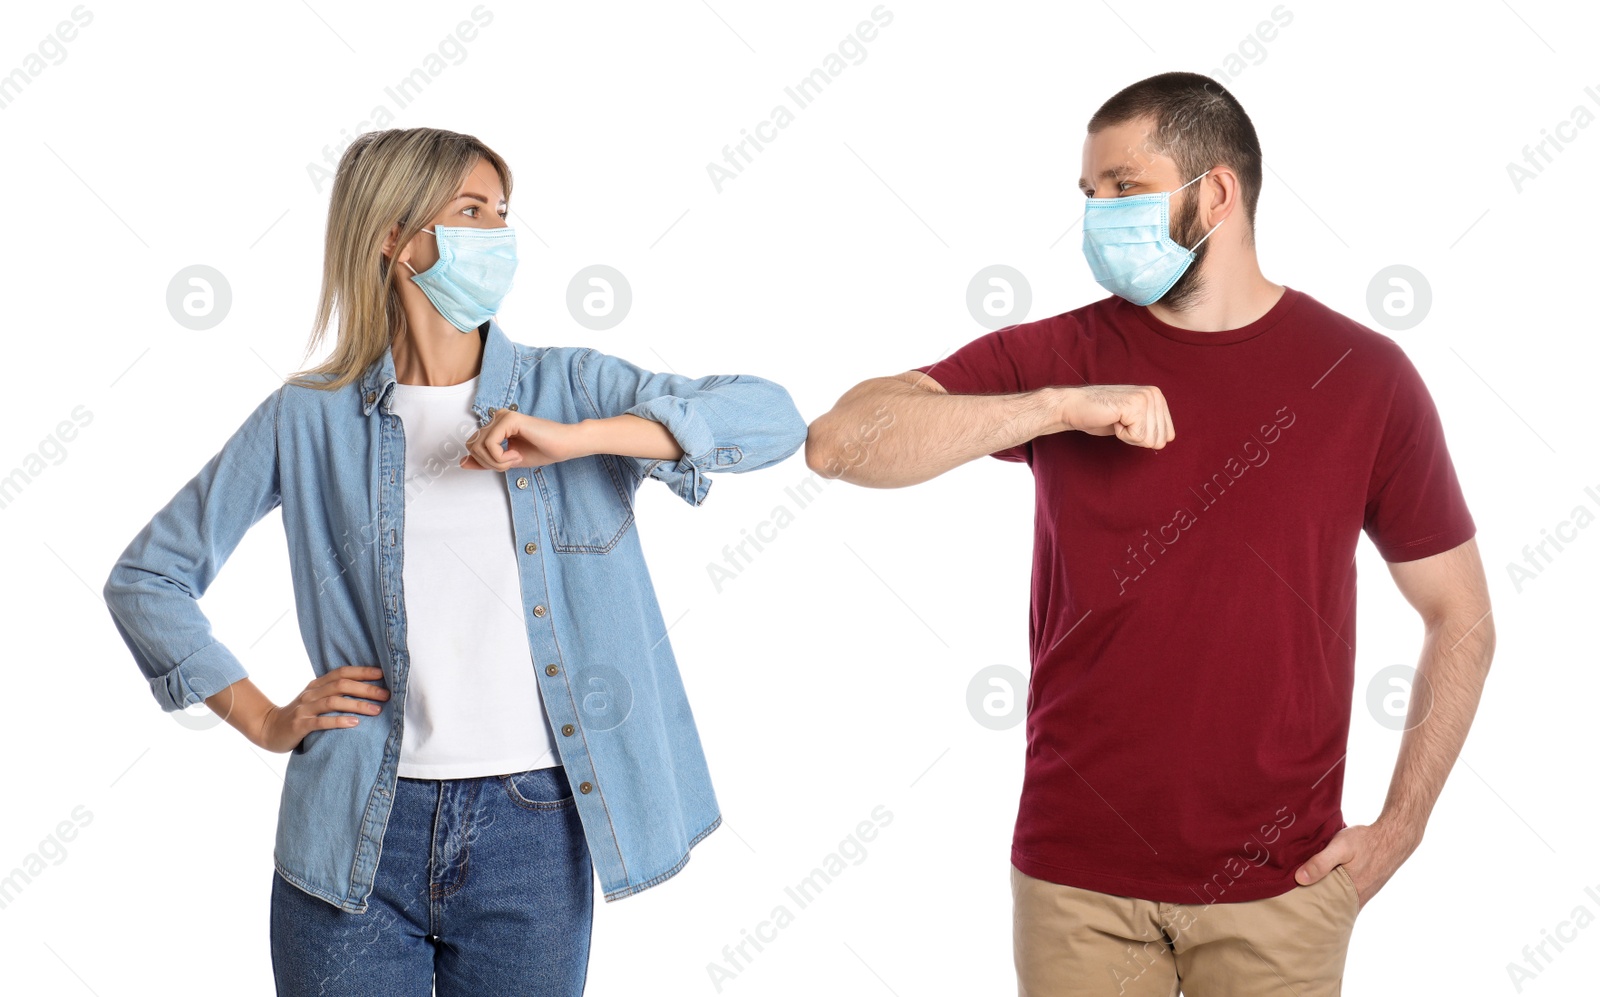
left=1079, top=118, right=1213, bottom=309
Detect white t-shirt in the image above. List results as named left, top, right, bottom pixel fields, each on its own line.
left=389, top=375, right=560, bottom=779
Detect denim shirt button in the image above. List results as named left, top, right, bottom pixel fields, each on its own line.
left=515, top=476, right=528, bottom=489
left=524, top=541, right=538, bottom=554
left=533, top=604, right=547, bottom=617
left=545, top=664, right=559, bottom=676
left=579, top=782, right=593, bottom=794
left=363, top=391, right=375, bottom=406
left=561, top=724, right=575, bottom=736
left=507, top=403, right=518, bottom=411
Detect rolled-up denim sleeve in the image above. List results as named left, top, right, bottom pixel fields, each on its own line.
left=104, top=386, right=284, bottom=712
left=572, top=347, right=807, bottom=506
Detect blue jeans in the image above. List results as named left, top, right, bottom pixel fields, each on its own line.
left=271, top=765, right=594, bottom=995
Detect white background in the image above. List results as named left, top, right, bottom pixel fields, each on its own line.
left=1, top=0, right=1596, bottom=994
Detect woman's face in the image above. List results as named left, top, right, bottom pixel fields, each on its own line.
left=394, top=155, right=508, bottom=275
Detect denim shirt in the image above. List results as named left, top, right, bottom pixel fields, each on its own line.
left=103, top=319, right=807, bottom=912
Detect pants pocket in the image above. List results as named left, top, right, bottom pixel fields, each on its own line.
left=502, top=765, right=575, bottom=810
left=1333, top=863, right=1362, bottom=916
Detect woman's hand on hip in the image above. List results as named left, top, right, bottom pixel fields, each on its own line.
left=258, top=665, right=391, bottom=754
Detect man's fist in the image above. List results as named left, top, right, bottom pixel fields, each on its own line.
left=1060, top=384, right=1175, bottom=449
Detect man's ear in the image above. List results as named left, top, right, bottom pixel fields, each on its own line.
left=1206, top=168, right=1239, bottom=226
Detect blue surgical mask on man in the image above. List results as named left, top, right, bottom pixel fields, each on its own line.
left=1081, top=169, right=1223, bottom=306
left=403, top=224, right=518, bottom=331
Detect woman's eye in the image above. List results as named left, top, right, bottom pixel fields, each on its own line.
left=463, top=205, right=479, bottom=217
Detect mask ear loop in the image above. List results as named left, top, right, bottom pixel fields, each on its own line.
left=1175, top=170, right=1223, bottom=251
left=399, top=227, right=438, bottom=277
left=1189, top=215, right=1225, bottom=252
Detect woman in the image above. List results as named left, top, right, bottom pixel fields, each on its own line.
left=102, top=127, right=808, bottom=995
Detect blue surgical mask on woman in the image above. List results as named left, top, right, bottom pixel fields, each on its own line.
left=1081, top=169, right=1223, bottom=306
left=402, top=224, right=518, bottom=331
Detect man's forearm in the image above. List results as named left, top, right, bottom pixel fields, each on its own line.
left=1379, top=607, right=1496, bottom=844
left=806, top=376, right=1069, bottom=487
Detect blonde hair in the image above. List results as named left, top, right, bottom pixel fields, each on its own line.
left=287, top=127, right=514, bottom=392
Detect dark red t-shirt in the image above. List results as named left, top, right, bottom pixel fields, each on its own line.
left=913, top=286, right=1475, bottom=903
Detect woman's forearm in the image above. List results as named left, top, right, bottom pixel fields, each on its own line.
left=577, top=413, right=685, bottom=461
left=204, top=677, right=278, bottom=749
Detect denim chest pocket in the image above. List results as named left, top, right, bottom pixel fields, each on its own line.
left=534, top=453, right=635, bottom=553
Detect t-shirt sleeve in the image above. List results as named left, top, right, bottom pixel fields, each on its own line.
left=1363, top=349, right=1476, bottom=562
left=911, top=327, right=1033, bottom=464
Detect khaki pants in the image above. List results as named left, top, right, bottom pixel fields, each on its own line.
left=1011, top=862, right=1361, bottom=996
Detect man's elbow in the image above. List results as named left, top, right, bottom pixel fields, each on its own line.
left=803, top=413, right=836, bottom=474
left=804, top=379, right=889, bottom=473
left=1475, top=612, right=1497, bottom=668
left=804, top=407, right=865, bottom=478
left=1437, top=598, right=1495, bottom=669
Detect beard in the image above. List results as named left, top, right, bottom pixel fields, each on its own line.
left=1157, top=184, right=1212, bottom=311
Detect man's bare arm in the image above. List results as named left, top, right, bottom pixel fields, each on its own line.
left=804, top=369, right=1175, bottom=488
left=1378, top=536, right=1496, bottom=844
left=1294, top=537, right=1495, bottom=903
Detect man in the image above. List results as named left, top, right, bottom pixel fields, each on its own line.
left=805, top=71, right=1493, bottom=995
